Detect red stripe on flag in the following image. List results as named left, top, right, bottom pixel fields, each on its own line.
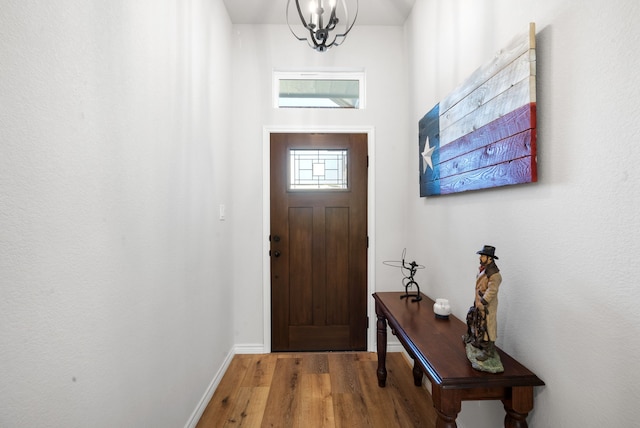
left=438, top=130, right=535, bottom=179
left=439, top=103, right=536, bottom=163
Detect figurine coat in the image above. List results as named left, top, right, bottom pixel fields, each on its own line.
left=475, top=264, right=502, bottom=342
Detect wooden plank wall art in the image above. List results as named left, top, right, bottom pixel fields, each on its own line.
left=419, top=23, right=537, bottom=197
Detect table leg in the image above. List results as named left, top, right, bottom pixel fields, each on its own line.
left=412, top=358, right=422, bottom=386
left=376, top=311, right=388, bottom=387
left=502, top=386, right=534, bottom=428
left=431, top=386, right=461, bottom=428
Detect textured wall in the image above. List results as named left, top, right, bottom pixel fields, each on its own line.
left=4, top=0, right=640, bottom=426
left=406, top=0, right=640, bottom=427
left=0, top=0, right=233, bottom=426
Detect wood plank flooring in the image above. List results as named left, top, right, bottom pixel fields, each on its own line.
left=196, top=352, right=437, bottom=428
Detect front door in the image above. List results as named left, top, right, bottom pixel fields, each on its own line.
left=270, top=133, right=368, bottom=351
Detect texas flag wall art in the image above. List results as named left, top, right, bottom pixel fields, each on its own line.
left=419, top=23, right=537, bottom=197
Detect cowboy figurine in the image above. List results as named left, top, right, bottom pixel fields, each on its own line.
left=463, top=245, right=503, bottom=370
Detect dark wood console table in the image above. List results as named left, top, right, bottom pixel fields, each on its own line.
left=373, top=292, right=544, bottom=428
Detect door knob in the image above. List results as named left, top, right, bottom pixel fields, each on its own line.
left=273, top=250, right=281, bottom=258
left=272, top=235, right=281, bottom=242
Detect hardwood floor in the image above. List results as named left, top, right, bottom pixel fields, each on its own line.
left=196, top=352, right=437, bottom=428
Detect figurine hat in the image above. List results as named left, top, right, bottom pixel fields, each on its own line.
left=476, top=245, right=499, bottom=260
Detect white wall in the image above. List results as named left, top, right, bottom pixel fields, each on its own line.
left=5, top=0, right=640, bottom=426
left=0, top=0, right=233, bottom=426
left=229, top=24, right=412, bottom=349
left=406, top=0, right=640, bottom=427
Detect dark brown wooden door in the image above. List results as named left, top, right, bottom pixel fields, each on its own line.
left=270, top=133, right=368, bottom=352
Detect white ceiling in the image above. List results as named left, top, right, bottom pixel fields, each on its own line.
left=222, top=0, right=416, bottom=26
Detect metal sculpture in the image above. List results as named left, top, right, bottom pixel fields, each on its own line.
left=383, top=249, right=424, bottom=302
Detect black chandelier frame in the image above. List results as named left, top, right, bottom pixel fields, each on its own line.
left=286, top=0, right=359, bottom=52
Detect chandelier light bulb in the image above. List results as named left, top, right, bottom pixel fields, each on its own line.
left=287, top=0, right=358, bottom=52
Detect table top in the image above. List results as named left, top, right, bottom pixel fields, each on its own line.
left=373, top=291, right=544, bottom=390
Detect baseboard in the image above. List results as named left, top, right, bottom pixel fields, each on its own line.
left=388, top=342, right=406, bottom=353
left=234, top=343, right=267, bottom=354
left=184, top=348, right=236, bottom=428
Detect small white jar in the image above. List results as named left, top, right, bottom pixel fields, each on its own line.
left=433, top=298, right=451, bottom=319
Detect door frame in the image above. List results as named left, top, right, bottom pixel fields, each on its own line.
left=262, top=126, right=376, bottom=353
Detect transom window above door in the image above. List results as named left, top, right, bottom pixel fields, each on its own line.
left=274, top=71, right=365, bottom=109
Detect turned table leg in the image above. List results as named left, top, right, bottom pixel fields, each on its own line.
left=376, top=310, right=388, bottom=387
left=502, top=386, right=534, bottom=428
left=432, top=386, right=461, bottom=428
left=412, top=358, right=422, bottom=386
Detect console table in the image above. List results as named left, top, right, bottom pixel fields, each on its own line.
left=373, top=292, right=544, bottom=428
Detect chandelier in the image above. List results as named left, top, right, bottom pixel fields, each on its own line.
left=286, top=0, right=358, bottom=52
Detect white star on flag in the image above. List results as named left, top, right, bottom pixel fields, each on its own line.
left=421, top=137, right=435, bottom=173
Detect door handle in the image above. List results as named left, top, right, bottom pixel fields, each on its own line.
left=272, top=250, right=281, bottom=258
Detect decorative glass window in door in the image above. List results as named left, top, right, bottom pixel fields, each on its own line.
left=289, top=149, right=348, bottom=190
